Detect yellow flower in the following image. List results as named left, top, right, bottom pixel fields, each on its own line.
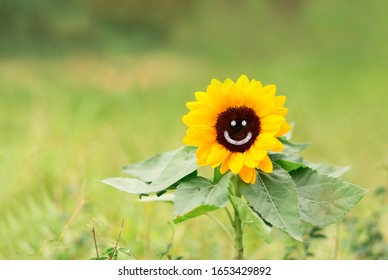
left=182, top=75, right=291, bottom=184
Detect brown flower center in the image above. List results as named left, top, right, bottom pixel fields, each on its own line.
left=215, top=106, right=260, bottom=153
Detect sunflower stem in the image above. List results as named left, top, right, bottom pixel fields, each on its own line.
left=233, top=209, right=244, bottom=259
left=231, top=179, right=244, bottom=260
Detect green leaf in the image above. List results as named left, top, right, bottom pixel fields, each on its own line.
left=281, top=138, right=310, bottom=161
left=101, top=177, right=150, bottom=193
left=104, top=247, right=118, bottom=260
left=290, top=167, right=368, bottom=227
left=151, top=145, right=198, bottom=190
left=305, top=162, right=350, bottom=178
left=276, top=159, right=350, bottom=178
left=270, top=138, right=310, bottom=162
left=123, top=148, right=179, bottom=182
left=240, top=164, right=302, bottom=241
left=280, top=138, right=310, bottom=155
left=139, top=193, right=175, bottom=203
left=103, top=146, right=199, bottom=194
left=229, top=195, right=272, bottom=243
left=173, top=176, right=229, bottom=223
left=174, top=205, right=219, bottom=224
left=118, top=247, right=132, bottom=256
left=276, top=159, right=308, bottom=172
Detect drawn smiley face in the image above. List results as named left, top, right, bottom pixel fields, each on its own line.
left=215, top=106, right=260, bottom=153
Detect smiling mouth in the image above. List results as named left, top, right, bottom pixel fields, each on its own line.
left=224, top=131, right=253, bottom=146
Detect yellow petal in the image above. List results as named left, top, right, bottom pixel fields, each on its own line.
left=195, top=91, right=207, bottom=102
left=254, top=94, right=275, bottom=117
left=271, top=138, right=284, bottom=152
left=270, top=96, right=288, bottom=116
left=251, top=79, right=263, bottom=89
left=183, top=125, right=215, bottom=146
left=245, top=81, right=263, bottom=107
left=249, top=147, right=267, bottom=161
left=275, top=122, right=291, bottom=137
left=260, top=114, right=285, bottom=133
left=183, top=132, right=213, bottom=146
left=236, top=74, right=250, bottom=88
left=207, top=145, right=228, bottom=167
left=186, top=101, right=200, bottom=110
left=254, top=133, right=278, bottom=150
left=182, top=111, right=216, bottom=127
left=274, top=95, right=286, bottom=107
left=223, top=77, right=235, bottom=87
left=186, top=125, right=215, bottom=137
left=262, top=84, right=276, bottom=97
left=208, top=78, right=222, bottom=90
left=239, top=166, right=255, bottom=184
left=229, top=153, right=244, bottom=174
left=250, top=171, right=257, bottom=184
left=220, top=153, right=231, bottom=174
left=207, top=79, right=225, bottom=106
left=271, top=107, right=288, bottom=116
left=196, top=145, right=213, bottom=166
left=259, top=155, right=273, bottom=173
left=243, top=150, right=259, bottom=168
left=228, top=84, right=244, bottom=107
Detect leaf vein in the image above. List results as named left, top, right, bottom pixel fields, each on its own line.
left=258, top=175, right=293, bottom=234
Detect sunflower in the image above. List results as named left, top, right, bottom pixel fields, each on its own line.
left=182, top=75, right=291, bottom=184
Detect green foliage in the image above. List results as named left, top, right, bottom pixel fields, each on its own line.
left=91, top=247, right=133, bottom=260
left=103, top=138, right=367, bottom=249
left=101, top=177, right=149, bottom=194
left=280, top=138, right=310, bottom=160
left=283, top=187, right=388, bottom=260
left=240, top=164, right=302, bottom=241
left=2, top=0, right=385, bottom=260
left=157, top=243, right=183, bottom=260
left=291, top=167, right=367, bottom=227
left=173, top=176, right=229, bottom=223
left=123, top=148, right=179, bottom=182
left=156, top=223, right=184, bottom=260
left=283, top=225, right=327, bottom=260
left=343, top=187, right=388, bottom=259
left=102, top=146, right=198, bottom=194
left=306, top=163, right=350, bottom=178
left=229, top=195, right=272, bottom=243
left=275, top=159, right=307, bottom=172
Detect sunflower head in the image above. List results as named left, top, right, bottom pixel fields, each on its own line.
left=182, top=75, right=291, bottom=184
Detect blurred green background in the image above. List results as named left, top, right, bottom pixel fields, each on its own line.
left=0, top=0, right=387, bottom=259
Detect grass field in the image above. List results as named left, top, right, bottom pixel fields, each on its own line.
left=0, top=0, right=387, bottom=259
